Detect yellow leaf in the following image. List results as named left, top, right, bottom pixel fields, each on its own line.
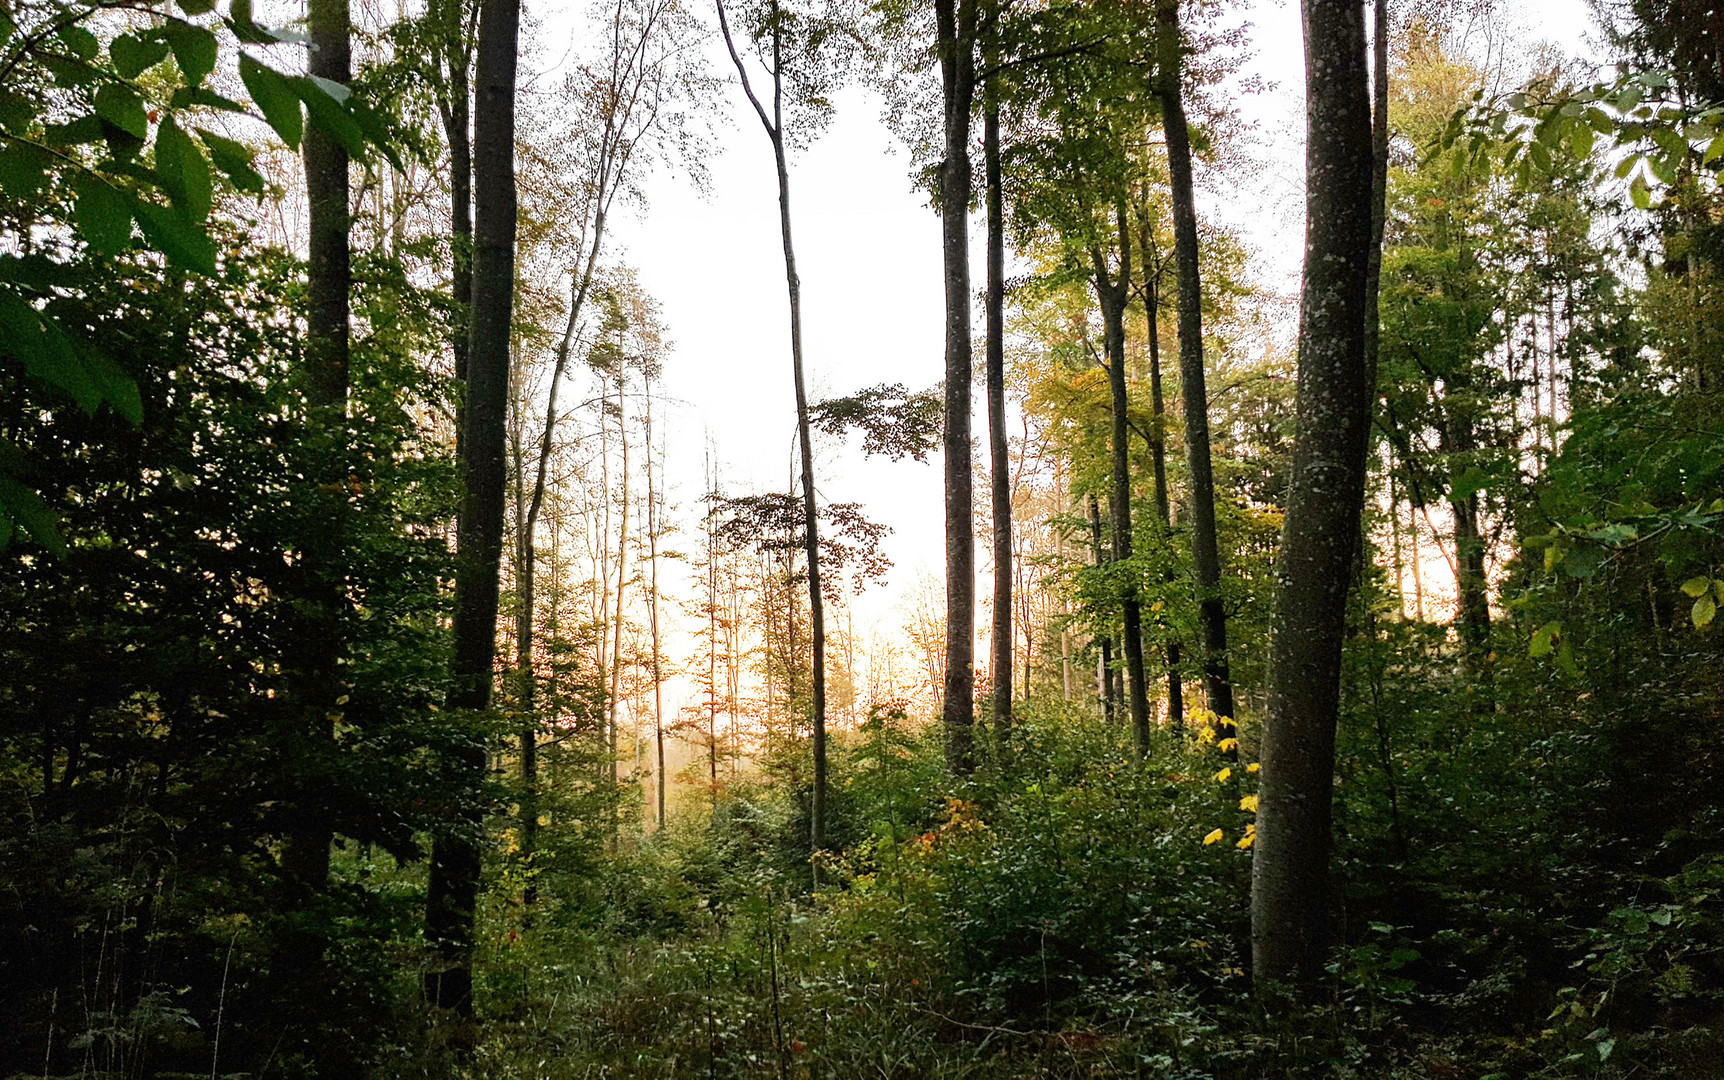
left=1246, top=762, right=1260, bottom=773
left=1218, top=737, right=1239, bottom=752
left=1239, top=794, right=1259, bottom=813
left=1203, top=828, right=1224, bottom=846
left=1681, top=577, right=1712, bottom=598
left=1197, top=725, right=1216, bottom=745
left=1236, top=833, right=1255, bottom=850
left=1214, top=767, right=1232, bottom=783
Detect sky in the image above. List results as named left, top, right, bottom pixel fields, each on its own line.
left=545, top=0, right=1603, bottom=742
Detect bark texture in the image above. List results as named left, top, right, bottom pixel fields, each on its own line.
left=426, top=0, right=517, bottom=1015
left=1251, top=0, right=1374, bottom=989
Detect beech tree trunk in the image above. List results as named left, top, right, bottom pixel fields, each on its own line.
left=426, top=0, right=517, bottom=1015
left=1155, top=0, right=1235, bottom=733
left=937, top=0, right=977, bottom=773
left=1251, top=0, right=1374, bottom=990
left=985, top=79, right=1012, bottom=740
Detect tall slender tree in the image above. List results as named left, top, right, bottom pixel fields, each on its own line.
left=282, top=0, right=352, bottom=895
left=1091, top=204, right=1152, bottom=752
left=984, top=42, right=1013, bottom=740
left=1154, top=0, right=1235, bottom=732
left=715, top=0, right=851, bottom=856
left=937, top=0, right=979, bottom=772
left=426, top=0, right=519, bottom=1015
left=1251, top=0, right=1375, bottom=989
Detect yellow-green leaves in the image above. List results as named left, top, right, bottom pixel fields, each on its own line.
left=1681, top=577, right=1722, bottom=628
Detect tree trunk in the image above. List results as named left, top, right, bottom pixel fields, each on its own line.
left=1092, top=213, right=1151, bottom=755
left=426, top=0, right=517, bottom=1017
left=1251, top=0, right=1374, bottom=990
left=985, top=71, right=1013, bottom=741
left=1087, top=493, right=1116, bottom=725
left=937, top=0, right=977, bottom=773
left=282, top=0, right=351, bottom=896
left=1136, top=205, right=1184, bottom=732
left=609, top=375, right=630, bottom=802
left=647, top=382, right=666, bottom=829
left=1155, top=0, right=1235, bottom=732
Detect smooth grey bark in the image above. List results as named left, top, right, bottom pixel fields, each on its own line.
left=937, top=0, right=977, bottom=773
left=1251, top=0, right=1374, bottom=989
left=985, top=77, right=1012, bottom=740
left=1155, top=0, right=1235, bottom=734
left=608, top=375, right=630, bottom=804
left=715, top=0, right=828, bottom=857
left=426, top=0, right=517, bottom=1016
left=1091, top=206, right=1151, bottom=755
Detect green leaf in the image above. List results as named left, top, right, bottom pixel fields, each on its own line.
left=72, top=173, right=135, bottom=253
left=1630, top=175, right=1652, bottom=210
left=1693, top=593, right=1716, bottom=629
left=1680, top=577, right=1711, bottom=598
left=295, top=76, right=363, bottom=156
left=0, top=141, right=51, bottom=199
left=0, top=290, right=99, bottom=412
left=0, top=474, right=68, bottom=557
left=155, top=115, right=211, bottom=222
left=164, top=21, right=218, bottom=86
left=110, top=32, right=170, bottom=79
left=58, top=25, right=99, bottom=60
left=197, top=128, right=263, bottom=193
left=1614, top=153, right=1640, bottom=179
left=179, top=0, right=217, bottom=13
left=81, top=346, right=141, bottom=424
left=1596, top=1038, right=1615, bottom=1062
left=93, top=83, right=148, bottom=140
left=1531, top=621, right=1560, bottom=658
left=1570, top=122, right=1594, bottom=158
left=133, top=200, right=215, bottom=273
left=1557, top=637, right=1579, bottom=676
left=1707, top=134, right=1724, bottom=164
left=240, top=55, right=302, bottom=149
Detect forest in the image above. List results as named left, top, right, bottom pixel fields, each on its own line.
left=3, top=0, right=1723, bottom=1075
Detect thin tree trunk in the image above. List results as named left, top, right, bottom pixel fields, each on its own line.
left=1136, top=206, right=1184, bottom=732
left=715, top=0, right=828, bottom=859
left=937, top=0, right=977, bottom=773
left=1092, top=210, right=1151, bottom=755
left=426, top=0, right=518, bottom=1016
left=1155, top=0, right=1235, bottom=732
left=1251, top=0, right=1373, bottom=990
left=647, top=381, right=666, bottom=829
left=609, top=375, right=630, bottom=802
left=985, top=67, right=1012, bottom=740
left=1087, top=493, right=1116, bottom=725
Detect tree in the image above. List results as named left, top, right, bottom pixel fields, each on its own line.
left=1251, top=0, right=1375, bottom=988
left=1154, top=0, right=1235, bottom=731
left=425, top=0, right=519, bottom=1015
left=937, top=0, right=980, bottom=772
left=715, top=0, right=855, bottom=856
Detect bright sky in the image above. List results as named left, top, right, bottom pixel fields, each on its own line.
left=566, top=0, right=1602, bottom=739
